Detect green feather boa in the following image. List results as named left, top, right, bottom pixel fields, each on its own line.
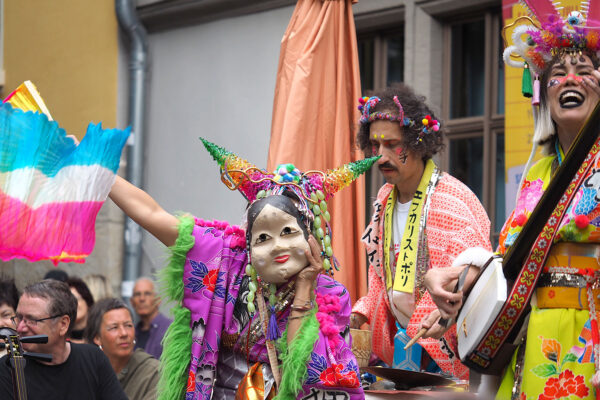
left=275, top=307, right=319, bottom=400
left=157, top=215, right=195, bottom=400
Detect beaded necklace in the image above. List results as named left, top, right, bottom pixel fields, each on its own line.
left=238, top=280, right=296, bottom=354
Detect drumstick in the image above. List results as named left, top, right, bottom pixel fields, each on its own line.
left=404, top=266, right=470, bottom=350
left=404, top=327, right=427, bottom=350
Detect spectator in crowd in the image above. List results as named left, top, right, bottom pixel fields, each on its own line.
left=66, top=277, right=94, bottom=343
left=0, top=279, right=18, bottom=328
left=0, top=279, right=19, bottom=357
left=0, top=279, right=127, bottom=399
left=85, top=298, right=159, bottom=400
left=83, top=274, right=113, bottom=302
left=130, top=277, right=171, bottom=359
left=43, top=269, right=68, bottom=282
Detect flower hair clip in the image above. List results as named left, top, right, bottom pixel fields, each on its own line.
left=357, top=96, right=369, bottom=113
left=419, top=115, right=440, bottom=140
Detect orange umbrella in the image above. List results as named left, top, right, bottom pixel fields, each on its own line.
left=268, top=0, right=366, bottom=302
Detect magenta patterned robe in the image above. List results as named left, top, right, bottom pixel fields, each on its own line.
left=174, top=218, right=363, bottom=399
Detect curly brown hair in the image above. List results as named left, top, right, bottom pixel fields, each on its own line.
left=357, top=84, right=445, bottom=160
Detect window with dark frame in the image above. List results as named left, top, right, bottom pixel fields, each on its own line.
left=442, top=9, right=506, bottom=245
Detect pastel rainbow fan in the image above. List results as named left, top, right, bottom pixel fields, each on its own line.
left=0, top=102, right=129, bottom=264
left=4, top=80, right=53, bottom=120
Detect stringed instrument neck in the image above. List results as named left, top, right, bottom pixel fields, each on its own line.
left=8, top=353, right=27, bottom=400
left=1, top=328, right=29, bottom=400
left=1, top=328, right=52, bottom=399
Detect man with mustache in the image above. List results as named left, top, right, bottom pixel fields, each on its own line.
left=350, top=85, right=492, bottom=380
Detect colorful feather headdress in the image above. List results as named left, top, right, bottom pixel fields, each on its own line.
left=0, top=84, right=129, bottom=264
left=504, top=0, right=600, bottom=75
left=200, top=137, right=379, bottom=272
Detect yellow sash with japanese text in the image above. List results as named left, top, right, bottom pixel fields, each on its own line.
left=384, top=159, right=436, bottom=293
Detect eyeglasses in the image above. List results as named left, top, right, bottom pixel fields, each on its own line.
left=11, top=314, right=63, bottom=327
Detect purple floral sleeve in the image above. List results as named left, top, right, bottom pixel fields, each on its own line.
left=183, top=220, right=247, bottom=399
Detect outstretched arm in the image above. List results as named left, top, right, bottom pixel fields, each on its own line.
left=109, top=176, right=179, bottom=247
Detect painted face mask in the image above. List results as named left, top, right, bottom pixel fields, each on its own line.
left=249, top=204, right=310, bottom=284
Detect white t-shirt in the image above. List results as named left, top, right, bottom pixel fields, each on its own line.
left=387, top=198, right=416, bottom=328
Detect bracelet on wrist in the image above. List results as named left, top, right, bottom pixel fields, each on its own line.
left=290, top=300, right=314, bottom=312
left=288, top=313, right=309, bottom=321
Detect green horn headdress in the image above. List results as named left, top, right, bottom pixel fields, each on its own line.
left=201, top=136, right=379, bottom=274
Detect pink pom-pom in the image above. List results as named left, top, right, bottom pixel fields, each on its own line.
left=231, top=237, right=246, bottom=249
left=315, top=293, right=343, bottom=351
left=575, top=214, right=590, bottom=229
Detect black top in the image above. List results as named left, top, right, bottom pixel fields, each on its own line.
left=0, top=342, right=127, bottom=400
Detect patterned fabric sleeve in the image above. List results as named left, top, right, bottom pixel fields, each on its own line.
left=497, top=209, right=517, bottom=255
left=352, top=265, right=378, bottom=322
left=406, top=174, right=492, bottom=380
left=497, top=156, right=553, bottom=254
left=180, top=220, right=248, bottom=400
left=425, top=174, right=492, bottom=269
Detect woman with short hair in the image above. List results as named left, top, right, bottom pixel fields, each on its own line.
left=85, top=298, right=159, bottom=400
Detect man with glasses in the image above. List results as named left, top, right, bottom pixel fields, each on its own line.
left=130, top=277, right=171, bottom=359
left=0, top=279, right=127, bottom=399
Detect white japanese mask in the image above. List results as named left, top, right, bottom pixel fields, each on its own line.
left=249, top=203, right=310, bottom=284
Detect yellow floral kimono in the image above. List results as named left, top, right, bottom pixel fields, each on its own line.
left=496, top=150, right=599, bottom=400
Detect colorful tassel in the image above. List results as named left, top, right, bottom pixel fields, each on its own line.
left=522, top=63, right=533, bottom=98
left=267, top=306, right=280, bottom=341
left=532, top=76, right=540, bottom=105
